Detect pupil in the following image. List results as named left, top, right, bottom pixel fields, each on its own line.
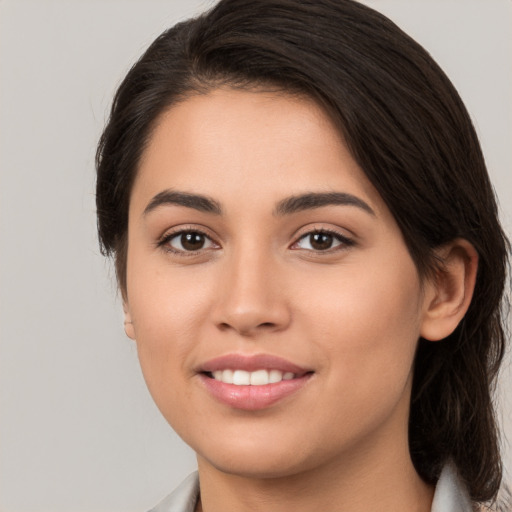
left=311, top=232, right=332, bottom=250
left=181, top=232, right=205, bottom=250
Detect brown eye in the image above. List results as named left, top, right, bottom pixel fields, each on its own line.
left=181, top=232, right=206, bottom=250
left=294, top=230, right=352, bottom=252
left=309, top=232, right=334, bottom=250
left=165, top=230, right=216, bottom=252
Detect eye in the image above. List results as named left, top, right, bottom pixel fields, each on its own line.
left=161, top=230, right=217, bottom=253
left=293, top=230, right=352, bottom=252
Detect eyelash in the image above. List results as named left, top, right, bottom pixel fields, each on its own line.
left=157, top=227, right=354, bottom=256
left=157, top=227, right=217, bottom=256
left=292, top=228, right=355, bottom=253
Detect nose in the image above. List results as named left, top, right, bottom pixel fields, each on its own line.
left=212, top=249, right=291, bottom=337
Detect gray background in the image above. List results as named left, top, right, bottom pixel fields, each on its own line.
left=0, top=1, right=510, bottom=510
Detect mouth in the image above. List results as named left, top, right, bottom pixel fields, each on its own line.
left=206, top=369, right=304, bottom=385
left=197, top=354, right=314, bottom=410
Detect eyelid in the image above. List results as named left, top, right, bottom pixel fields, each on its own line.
left=289, top=226, right=355, bottom=252
left=157, top=224, right=221, bottom=255
left=155, top=223, right=354, bottom=255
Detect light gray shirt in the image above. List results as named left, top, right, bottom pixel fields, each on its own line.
left=149, top=463, right=473, bottom=512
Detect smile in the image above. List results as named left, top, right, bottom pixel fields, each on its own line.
left=210, top=369, right=296, bottom=386
left=198, top=354, right=313, bottom=410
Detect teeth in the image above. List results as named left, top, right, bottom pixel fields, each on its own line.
left=233, top=370, right=251, bottom=385
left=211, top=369, right=296, bottom=385
left=250, top=369, right=269, bottom=385
left=269, top=369, right=283, bottom=383
left=213, top=369, right=233, bottom=383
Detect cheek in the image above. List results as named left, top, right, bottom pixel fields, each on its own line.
left=126, top=256, right=215, bottom=401
left=295, top=251, right=423, bottom=398
left=128, top=248, right=214, bottom=333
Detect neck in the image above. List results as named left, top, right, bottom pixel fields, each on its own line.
left=195, top=419, right=434, bottom=512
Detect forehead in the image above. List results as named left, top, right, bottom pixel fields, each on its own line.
left=132, top=87, right=385, bottom=216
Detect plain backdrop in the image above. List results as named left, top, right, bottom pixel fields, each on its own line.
left=0, top=1, right=511, bottom=511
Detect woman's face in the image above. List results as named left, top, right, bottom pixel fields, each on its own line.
left=124, top=88, right=433, bottom=478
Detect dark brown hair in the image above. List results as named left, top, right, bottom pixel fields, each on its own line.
left=96, top=0, right=510, bottom=503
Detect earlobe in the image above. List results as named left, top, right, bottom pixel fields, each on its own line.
left=420, top=239, right=478, bottom=342
left=123, top=302, right=136, bottom=340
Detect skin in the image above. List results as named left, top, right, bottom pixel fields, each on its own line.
left=123, top=88, right=477, bottom=512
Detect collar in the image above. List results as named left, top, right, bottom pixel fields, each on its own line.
left=431, top=463, right=474, bottom=512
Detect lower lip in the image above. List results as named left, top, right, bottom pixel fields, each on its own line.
left=199, top=374, right=312, bottom=411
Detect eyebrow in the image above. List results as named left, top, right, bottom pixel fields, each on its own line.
left=274, top=192, right=375, bottom=216
left=143, top=190, right=374, bottom=218
left=143, top=190, right=222, bottom=216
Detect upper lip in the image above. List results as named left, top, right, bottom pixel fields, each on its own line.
left=199, top=353, right=311, bottom=375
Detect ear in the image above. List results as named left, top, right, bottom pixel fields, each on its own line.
left=123, top=301, right=136, bottom=340
left=420, top=239, right=478, bottom=341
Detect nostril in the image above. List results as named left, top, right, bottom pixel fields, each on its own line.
left=216, top=320, right=278, bottom=335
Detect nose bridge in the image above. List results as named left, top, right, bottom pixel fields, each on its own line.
left=214, top=238, right=290, bottom=335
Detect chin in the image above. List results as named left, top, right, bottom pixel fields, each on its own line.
left=195, top=428, right=357, bottom=482
left=185, top=424, right=315, bottom=479
left=198, top=448, right=314, bottom=480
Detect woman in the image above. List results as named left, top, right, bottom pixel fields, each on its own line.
left=96, top=0, right=510, bottom=510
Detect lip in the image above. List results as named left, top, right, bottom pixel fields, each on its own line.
left=197, top=354, right=313, bottom=411
left=199, top=353, right=309, bottom=374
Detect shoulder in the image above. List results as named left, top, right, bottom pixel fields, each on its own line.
left=147, top=472, right=199, bottom=512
